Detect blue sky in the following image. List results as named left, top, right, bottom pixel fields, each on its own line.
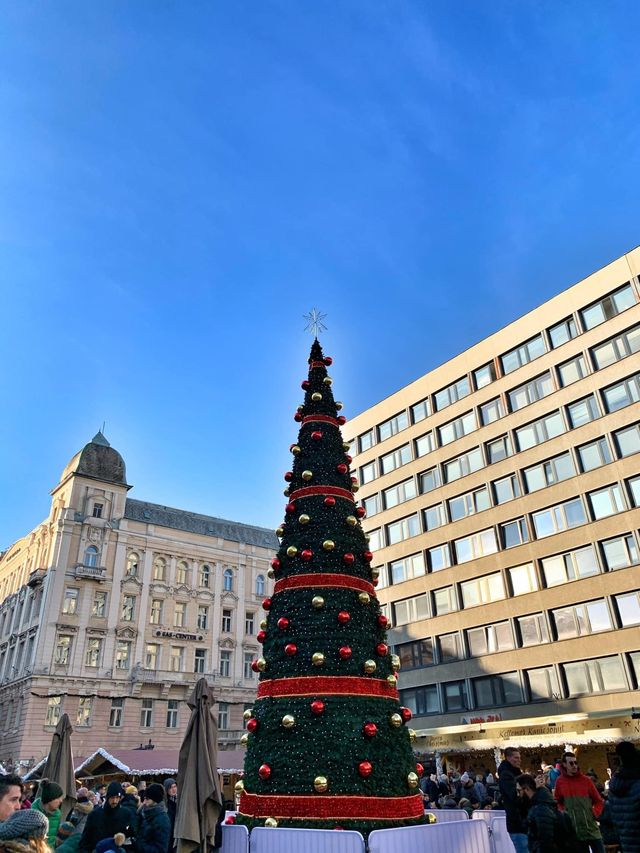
left=1, top=1, right=639, bottom=547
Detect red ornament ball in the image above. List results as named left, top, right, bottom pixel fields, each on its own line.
left=363, top=723, right=378, bottom=738
left=363, top=551, right=373, bottom=563
left=247, top=718, right=259, bottom=733
left=301, top=549, right=313, bottom=561
left=301, top=380, right=310, bottom=390
left=311, top=431, right=323, bottom=441
left=337, top=611, right=351, bottom=625
left=270, top=558, right=280, bottom=570
left=225, top=816, right=236, bottom=825
left=285, top=502, right=296, bottom=514
left=343, top=553, right=355, bottom=565
left=277, top=617, right=290, bottom=631
left=250, top=659, right=260, bottom=673
left=262, top=598, right=272, bottom=611
left=284, top=643, right=298, bottom=657
left=356, top=507, right=366, bottom=519
left=310, top=700, right=325, bottom=715
left=257, top=631, right=267, bottom=644
left=294, top=412, right=303, bottom=422
left=284, top=471, right=293, bottom=482
left=324, top=356, right=333, bottom=366
left=336, top=463, right=348, bottom=475
left=400, top=707, right=413, bottom=723
left=337, top=415, right=347, bottom=425
left=358, top=761, right=373, bottom=778
left=324, top=497, right=336, bottom=507
left=416, top=762, right=424, bottom=776
left=258, top=764, right=272, bottom=780
left=376, top=643, right=388, bottom=657
left=345, top=454, right=353, bottom=464
left=338, top=645, right=352, bottom=660
left=377, top=614, right=388, bottom=628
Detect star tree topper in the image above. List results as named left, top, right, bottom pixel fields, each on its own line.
left=303, top=308, right=328, bottom=337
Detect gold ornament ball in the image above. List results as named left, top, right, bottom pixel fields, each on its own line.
left=297, top=405, right=304, bottom=412
left=302, top=470, right=313, bottom=481
left=312, top=652, right=325, bottom=666
left=311, top=392, right=322, bottom=402
left=312, top=595, right=325, bottom=609
left=267, top=568, right=275, bottom=579
left=346, top=515, right=357, bottom=527
left=363, top=659, right=377, bottom=674
left=342, top=441, right=350, bottom=451
left=256, top=657, right=266, bottom=672
left=234, top=780, right=245, bottom=793
left=407, top=772, right=419, bottom=788
left=427, top=813, right=437, bottom=824
left=322, top=539, right=335, bottom=551
left=291, top=445, right=301, bottom=455
left=323, top=377, right=332, bottom=386
left=336, top=401, right=344, bottom=411
left=314, top=776, right=329, bottom=793
left=371, top=566, right=380, bottom=578
left=389, top=713, right=403, bottom=728
left=282, top=714, right=296, bottom=729
left=260, top=619, right=268, bottom=630
left=299, top=514, right=310, bottom=525
left=264, top=818, right=278, bottom=828
left=240, top=734, right=249, bottom=746
left=391, top=654, right=401, bottom=670
left=275, top=526, right=284, bottom=537
left=243, top=709, right=253, bottom=721
left=409, top=728, right=417, bottom=742
left=358, top=592, right=370, bottom=605
left=364, top=534, right=371, bottom=543
left=387, top=675, right=398, bottom=686
left=283, top=488, right=290, bottom=496
left=351, top=483, right=360, bottom=493
left=287, top=545, right=298, bottom=557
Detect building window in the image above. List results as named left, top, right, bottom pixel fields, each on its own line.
left=360, top=461, right=376, bottom=484
left=516, top=410, right=565, bottom=451
left=563, top=656, right=627, bottom=696
left=378, top=411, right=409, bottom=442
left=368, top=528, right=382, bottom=550
left=423, top=503, right=446, bottom=532
left=508, top=371, right=554, bottom=412
left=500, top=518, right=529, bottom=549
left=170, top=646, right=184, bottom=672
left=493, top=473, right=521, bottom=505
left=557, top=354, right=588, bottom=387
left=150, top=599, right=163, bottom=625
left=386, top=514, right=420, bottom=545
left=589, top=484, right=625, bottom=520
left=614, top=423, right=640, bottom=458
left=630, top=652, right=640, bottom=686
left=577, top=437, right=612, bottom=472
left=397, top=639, right=434, bottom=669
left=401, top=685, right=440, bottom=716
left=92, top=502, right=104, bottom=519
left=509, top=562, right=538, bottom=595
left=480, top=396, right=505, bottom=425
left=433, top=586, right=457, bottom=616
left=542, top=545, right=600, bottom=586
left=358, top=429, right=375, bottom=453
left=153, top=556, right=166, bottom=581
left=244, top=652, right=255, bottom=679
left=501, top=334, right=546, bottom=375
left=553, top=599, right=612, bottom=640
left=528, top=667, right=561, bottom=701
left=443, top=681, right=469, bottom=711
left=548, top=316, right=578, bottom=348
left=126, top=552, right=139, bottom=575
left=54, top=635, right=72, bottom=666
left=222, top=609, right=232, bottom=633
left=485, top=435, right=513, bottom=464
left=567, top=394, right=600, bottom=427
left=363, top=494, right=381, bottom=516
left=628, top=476, right=640, bottom=508
left=474, top=672, right=522, bottom=707
left=438, top=633, right=463, bottom=663
left=454, top=528, right=498, bottom=565
left=383, top=478, right=416, bottom=509
left=602, top=373, right=640, bottom=413
left=174, top=602, right=186, bottom=628
left=46, top=696, right=62, bottom=727
left=393, top=594, right=429, bottom=626
left=532, top=497, right=587, bottom=538
left=381, top=444, right=412, bottom=475
left=523, top=451, right=575, bottom=492
left=245, top=612, right=255, bottom=635
left=255, top=574, right=265, bottom=596
left=145, top=643, right=159, bottom=670
left=166, top=699, right=179, bottom=728
left=218, top=702, right=229, bottom=730
left=121, top=595, right=136, bottom=622
left=140, top=698, right=153, bottom=728
left=580, top=283, right=635, bottom=330
left=92, top=591, right=107, bottom=618
left=176, top=561, right=189, bottom=585
left=517, top=613, right=550, bottom=647
left=76, top=697, right=92, bottom=727
left=197, top=606, right=209, bottom=630
left=415, top=431, right=435, bottom=458
left=474, top=362, right=497, bottom=389
left=62, top=588, right=79, bottom=615
left=419, top=467, right=441, bottom=494
left=435, top=375, right=471, bottom=411
left=460, top=573, right=506, bottom=608
left=389, top=553, right=425, bottom=585
left=592, top=324, right=640, bottom=370
left=615, top=592, right=640, bottom=627
left=444, top=446, right=484, bottom=482
left=223, top=568, right=234, bottom=591
left=115, top=641, right=131, bottom=670
left=411, top=399, right=430, bottom=423
left=448, top=486, right=490, bottom=522
left=109, top=698, right=124, bottom=728
left=85, top=638, right=102, bottom=668
left=200, top=564, right=211, bottom=588
left=601, top=534, right=639, bottom=571
left=428, top=544, right=451, bottom=572
left=438, top=410, right=476, bottom=446
left=84, top=546, right=99, bottom=567
left=219, top=650, right=232, bottom=678
left=467, top=622, right=514, bottom=657
left=194, top=649, right=207, bottom=674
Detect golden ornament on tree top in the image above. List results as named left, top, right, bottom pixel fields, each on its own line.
left=298, top=514, right=310, bottom=525
left=287, top=546, right=298, bottom=557
left=311, top=392, right=322, bottom=401
left=302, top=470, right=313, bottom=481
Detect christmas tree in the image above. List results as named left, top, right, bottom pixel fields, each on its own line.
left=235, top=335, right=427, bottom=836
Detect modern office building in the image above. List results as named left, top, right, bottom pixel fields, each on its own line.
left=0, top=433, right=276, bottom=770
left=345, top=248, right=640, bottom=775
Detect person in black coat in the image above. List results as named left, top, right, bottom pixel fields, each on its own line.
left=608, top=741, right=640, bottom=853
left=162, top=780, right=177, bottom=853
left=132, top=785, right=170, bottom=853
left=498, top=748, right=529, bottom=851
left=78, top=783, right=133, bottom=853
left=517, top=773, right=575, bottom=853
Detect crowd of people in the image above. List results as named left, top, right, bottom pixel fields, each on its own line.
left=420, top=741, right=640, bottom=852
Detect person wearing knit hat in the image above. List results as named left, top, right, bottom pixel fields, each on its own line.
left=31, top=779, right=64, bottom=849
left=161, top=781, right=176, bottom=853
left=133, top=786, right=170, bottom=853
left=0, top=808, right=49, bottom=853
left=77, top=783, right=132, bottom=853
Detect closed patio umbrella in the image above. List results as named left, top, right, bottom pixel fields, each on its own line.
left=42, top=713, right=76, bottom=817
left=175, top=679, right=224, bottom=853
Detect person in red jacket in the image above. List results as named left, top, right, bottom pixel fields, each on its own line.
left=554, top=752, right=604, bottom=853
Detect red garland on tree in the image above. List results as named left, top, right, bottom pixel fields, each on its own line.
left=236, top=338, right=425, bottom=835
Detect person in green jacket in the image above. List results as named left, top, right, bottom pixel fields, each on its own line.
left=31, top=778, right=64, bottom=849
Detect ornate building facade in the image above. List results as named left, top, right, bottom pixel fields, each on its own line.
left=0, top=433, right=276, bottom=770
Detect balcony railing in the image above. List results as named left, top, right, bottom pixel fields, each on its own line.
left=74, top=564, right=107, bottom=581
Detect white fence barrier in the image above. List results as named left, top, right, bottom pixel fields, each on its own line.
left=250, top=826, right=365, bottom=853
left=369, top=821, right=492, bottom=853
left=221, top=823, right=249, bottom=853
left=471, top=810, right=507, bottom=823
left=486, top=816, right=515, bottom=853
left=426, top=809, right=469, bottom=821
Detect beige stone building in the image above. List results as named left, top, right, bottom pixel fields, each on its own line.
left=0, top=434, right=276, bottom=770
left=345, top=248, right=640, bottom=776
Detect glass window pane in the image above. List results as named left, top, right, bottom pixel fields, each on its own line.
left=586, top=600, right=612, bottom=633
left=616, top=593, right=640, bottom=626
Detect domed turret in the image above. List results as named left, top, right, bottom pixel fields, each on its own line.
left=60, top=431, right=128, bottom=487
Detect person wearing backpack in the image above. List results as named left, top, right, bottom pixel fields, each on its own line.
left=554, top=752, right=604, bottom=853
left=517, top=773, right=577, bottom=853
